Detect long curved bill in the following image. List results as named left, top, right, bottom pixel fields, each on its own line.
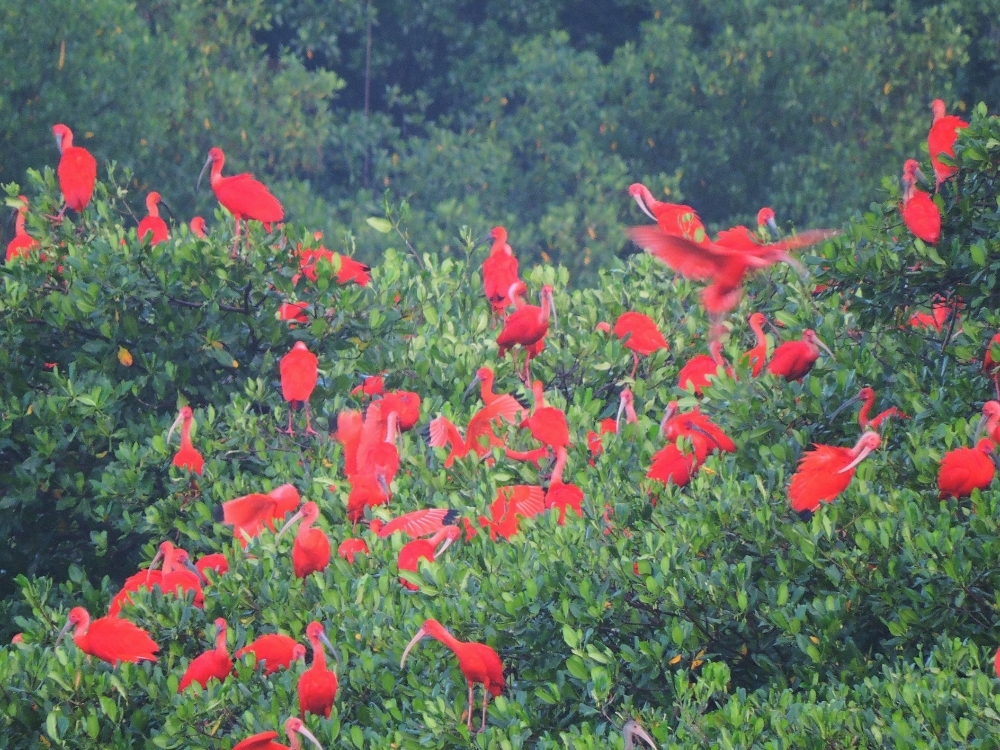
left=196, top=155, right=213, bottom=191
left=377, top=473, right=391, bottom=498
left=182, top=557, right=203, bottom=580
left=624, top=720, right=658, bottom=749
left=399, top=626, right=428, bottom=668
left=616, top=396, right=627, bottom=431
left=547, top=289, right=558, bottom=327
left=632, top=194, right=657, bottom=222
left=55, top=617, right=74, bottom=647
left=837, top=445, right=876, bottom=474
left=829, top=393, right=862, bottom=421
left=294, top=725, right=325, bottom=750
left=276, top=509, right=305, bottom=540
left=659, top=404, right=678, bottom=438
left=435, top=536, right=455, bottom=557
left=764, top=216, right=779, bottom=240
left=814, top=335, right=834, bottom=358
left=146, top=549, right=164, bottom=585
left=463, top=375, right=482, bottom=402
left=166, top=411, right=185, bottom=445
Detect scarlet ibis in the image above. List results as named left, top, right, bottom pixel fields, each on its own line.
left=352, top=375, right=385, bottom=399
left=277, top=501, right=331, bottom=578
left=429, top=396, right=522, bottom=467
left=298, top=621, right=338, bottom=719
left=788, top=431, right=881, bottom=517
left=478, top=485, right=545, bottom=541
left=524, top=380, right=571, bottom=451
left=928, top=99, right=968, bottom=189
left=52, top=124, right=97, bottom=215
left=137, top=191, right=169, bottom=245
left=232, top=717, right=324, bottom=750
left=984, top=334, right=1000, bottom=398
left=280, top=342, right=319, bottom=435
left=398, top=526, right=461, bottom=590
left=107, top=567, right=163, bottom=617
left=482, top=226, right=521, bottom=319
left=400, top=618, right=505, bottom=733
left=832, top=387, right=908, bottom=431
left=215, top=484, right=301, bottom=546
left=742, top=312, right=769, bottom=377
left=6, top=196, right=39, bottom=263
left=377, top=508, right=459, bottom=538
left=465, top=365, right=520, bottom=410
left=279, top=301, right=310, bottom=323
left=197, top=147, right=283, bottom=255
left=337, top=538, right=370, bottom=563
left=588, top=388, right=637, bottom=461
left=938, top=438, right=996, bottom=499
left=195, top=552, right=229, bottom=579
left=766, top=329, right=832, bottom=381
left=623, top=720, right=658, bottom=750
left=56, top=606, right=158, bottom=664
left=660, top=401, right=736, bottom=463
left=497, top=283, right=555, bottom=382
left=167, top=406, right=204, bottom=475
left=678, top=340, right=732, bottom=395
left=597, top=312, right=669, bottom=377
left=298, top=239, right=371, bottom=286
left=236, top=634, right=306, bottom=676
left=147, top=541, right=205, bottom=608
left=544, top=447, right=583, bottom=524
left=900, top=159, right=940, bottom=244
left=628, top=183, right=709, bottom=245
left=346, top=472, right=392, bottom=524
left=908, top=298, right=953, bottom=332
left=380, top=389, right=422, bottom=431
left=189, top=216, right=207, bottom=238
left=178, top=618, right=232, bottom=692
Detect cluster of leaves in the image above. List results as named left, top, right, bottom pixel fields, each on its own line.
left=4, top=105, right=1000, bottom=747
left=4, top=1, right=1000, bottom=283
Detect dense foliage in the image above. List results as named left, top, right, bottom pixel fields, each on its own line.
left=4, top=1, right=1000, bottom=281
left=3, top=96, right=1000, bottom=746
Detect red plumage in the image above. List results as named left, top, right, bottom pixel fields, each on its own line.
left=278, top=502, right=330, bottom=578
left=137, top=191, right=169, bottom=245
left=218, top=484, right=301, bottom=546
left=178, top=618, right=232, bottom=692
left=58, top=607, right=158, bottom=664
left=6, top=196, right=39, bottom=263
left=377, top=508, right=459, bottom=538
left=202, top=147, right=283, bottom=226
left=482, top=226, right=520, bottom=315
left=789, top=432, right=880, bottom=514
left=928, top=99, right=968, bottom=189
left=236, top=634, right=305, bottom=675
left=937, top=439, right=996, bottom=499
left=53, top=124, right=97, bottom=213
left=766, top=330, right=831, bottom=381
left=900, top=159, right=940, bottom=244
left=298, top=622, right=338, bottom=719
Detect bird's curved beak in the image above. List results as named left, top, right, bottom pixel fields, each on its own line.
left=814, top=335, right=834, bottom=358
left=55, top=618, right=73, bottom=647
left=377, top=473, right=390, bottom=498
left=294, top=725, right=326, bottom=750
left=276, top=508, right=305, bottom=540
left=53, top=132, right=64, bottom=154
left=463, top=375, right=482, bottom=402
left=914, top=166, right=930, bottom=185
left=436, top=535, right=455, bottom=556
left=318, top=629, right=337, bottom=659
left=626, top=722, right=658, bottom=749
left=159, top=199, right=176, bottom=220
left=616, top=396, right=627, bottom=431
left=765, top=216, right=779, bottom=241
left=146, top=549, right=164, bottom=585
left=183, top=557, right=203, bottom=581
left=196, top=155, right=212, bottom=191
left=632, top=193, right=657, bottom=222
left=829, top=393, right=862, bottom=421
left=166, top=411, right=185, bottom=445
left=400, top=626, right=428, bottom=668
left=837, top=445, right=876, bottom=474
left=547, top=289, right=557, bottom=327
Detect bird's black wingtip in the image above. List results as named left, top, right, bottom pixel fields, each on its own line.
left=211, top=504, right=224, bottom=523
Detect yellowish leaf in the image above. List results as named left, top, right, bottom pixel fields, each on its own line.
left=117, top=347, right=133, bottom=367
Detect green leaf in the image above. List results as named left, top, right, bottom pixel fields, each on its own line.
left=366, top=217, right=393, bottom=233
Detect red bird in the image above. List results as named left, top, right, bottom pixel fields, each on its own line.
left=337, top=538, right=370, bottom=563
left=195, top=552, right=228, bottom=579
left=352, top=374, right=385, bottom=399
left=56, top=606, right=158, bottom=664
left=678, top=341, right=732, bottom=395
left=236, top=634, right=306, bottom=675
left=277, top=501, right=330, bottom=578
left=833, top=386, right=908, bottom=431
left=928, top=99, right=969, bottom=190
left=482, top=226, right=520, bottom=319
left=524, top=380, right=571, bottom=452
left=789, top=431, right=881, bottom=516
left=660, top=402, right=736, bottom=463
left=137, top=191, right=169, bottom=245
left=167, top=405, right=204, bottom=475
left=465, top=365, right=519, bottom=409
left=429, top=396, right=522, bottom=467
left=147, top=541, right=205, bottom=608
left=628, top=183, right=709, bottom=245
left=900, top=159, right=940, bottom=244
left=233, top=717, right=325, bottom=750
left=596, top=312, right=669, bottom=377
left=478, top=485, right=546, bottom=541
left=297, top=236, right=371, bottom=286
left=938, top=438, right=996, bottom=499
left=984, top=333, right=1000, bottom=399
left=588, top=388, right=637, bottom=460
left=216, top=484, right=301, bottom=546
left=197, top=147, right=284, bottom=255
left=52, top=124, right=97, bottom=215
left=107, top=567, right=163, bottom=617
left=6, top=196, right=39, bottom=263
left=400, top=618, right=505, bottom=733
left=376, top=508, right=459, bottom=539
left=766, top=329, right=832, bottom=381
left=544, top=447, right=584, bottom=524
left=742, top=312, right=769, bottom=377
left=497, top=284, right=555, bottom=382
left=178, top=618, right=232, bottom=692
left=298, top=621, right=339, bottom=719
left=380, top=389, right=422, bottom=431
left=280, top=342, right=319, bottom=435
left=279, top=301, right=310, bottom=323
left=398, top=526, right=461, bottom=590
left=190, top=216, right=207, bottom=238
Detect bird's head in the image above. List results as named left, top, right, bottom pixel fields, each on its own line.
left=659, top=401, right=679, bottom=436
left=623, top=719, right=657, bottom=750
left=756, top=207, right=778, bottom=239
left=931, top=98, right=946, bottom=123
left=190, top=216, right=206, bottom=237
left=56, top=607, right=90, bottom=646
left=305, top=621, right=336, bottom=657
left=400, top=619, right=442, bottom=667
left=52, top=124, right=72, bottom=153
left=628, top=183, right=657, bottom=221
left=292, top=643, right=307, bottom=661
left=167, top=406, right=194, bottom=445
left=541, top=285, right=556, bottom=324
left=284, top=717, right=325, bottom=750
left=490, top=226, right=507, bottom=242
left=197, top=148, right=225, bottom=190
left=276, top=501, right=314, bottom=540
left=837, top=431, right=881, bottom=474
left=803, top=330, right=833, bottom=358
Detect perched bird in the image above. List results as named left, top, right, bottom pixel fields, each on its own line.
left=146, top=541, right=205, bottom=608
left=337, top=538, right=370, bottom=563
left=678, top=341, right=732, bottom=395
left=938, top=438, right=996, bottom=500
left=984, top=333, right=1000, bottom=399
left=194, top=553, right=229, bottom=579
left=298, top=622, right=338, bottom=719
left=380, top=390, right=422, bottom=431
left=232, top=717, right=325, bottom=750
left=596, top=312, right=669, bottom=377
left=56, top=607, right=158, bottom=664
left=766, top=329, right=833, bottom=382
left=236, top=634, right=305, bottom=675
left=544, top=447, right=584, bottom=524
left=280, top=342, right=319, bottom=435
left=197, top=147, right=283, bottom=255
left=832, top=386, right=908, bottom=431
left=623, top=720, right=658, bottom=750
left=628, top=184, right=709, bottom=245
left=189, top=216, right=207, bottom=238
left=167, top=405, right=204, bottom=475
left=660, top=402, right=736, bottom=463
left=900, top=159, right=940, bottom=244
left=297, top=235, right=371, bottom=286
left=400, top=619, right=505, bottom=733
left=398, top=526, right=461, bottom=590
left=523, top=380, right=571, bottom=452
left=497, top=283, right=555, bottom=382
left=429, top=396, right=521, bottom=467
left=52, top=124, right=97, bottom=215
left=6, top=196, right=39, bottom=263
left=482, top=226, right=520, bottom=320
left=788, top=431, right=881, bottom=517
left=137, top=191, right=169, bottom=245
left=742, top=312, right=769, bottom=377
left=588, top=387, right=638, bottom=461
left=478, top=485, right=546, bottom=541
left=928, top=99, right=968, bottom=190
left=215, top=484, right=301, bottom=546
left=277, top=502, right=330, bottom=578
left=178, top=618, right=232, bottom=692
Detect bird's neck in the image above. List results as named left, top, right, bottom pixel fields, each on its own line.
left=309, top=635, right=327, bottom=670
left=857, top=396, right=874, bottom=427
left=550, top=448, right=568, bottom=484
left=750, top=321, right=766, bottom=346
left=180, top=419, right=194, bottom=450
left=210, top=158, right=225, bottom=186
left=14, top=211, right=26, bottom=235
left=214, top=627, right=227, bottom=654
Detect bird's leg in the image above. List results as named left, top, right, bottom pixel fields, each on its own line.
left=231, top=218, right=242, bottom=258
left=478, top=689, right=488, bottom=733
left=524, top=355, right=532, bottom=384
left=994, top=374, right=999, bottom=401
left=466, top=683, right=475, bottom=732
left=631, top=352, right=640, bottom=379
left=45, top=205, right=67, bottom=224
left=285, top=407, right=296, bottom=436
left=304, top=403, right=318, bottom=436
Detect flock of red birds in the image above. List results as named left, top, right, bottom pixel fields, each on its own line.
left=8, top=97, right=994, bottom=741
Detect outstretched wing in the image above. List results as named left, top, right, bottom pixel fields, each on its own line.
left=378, top=508, right=459, bottom=538
left=628, top=225, right=723, bottom=280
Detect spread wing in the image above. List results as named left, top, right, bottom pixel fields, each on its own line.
left=378, top=508, right=459, bottom=538
left=628, top=225, right=724, bottom=280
